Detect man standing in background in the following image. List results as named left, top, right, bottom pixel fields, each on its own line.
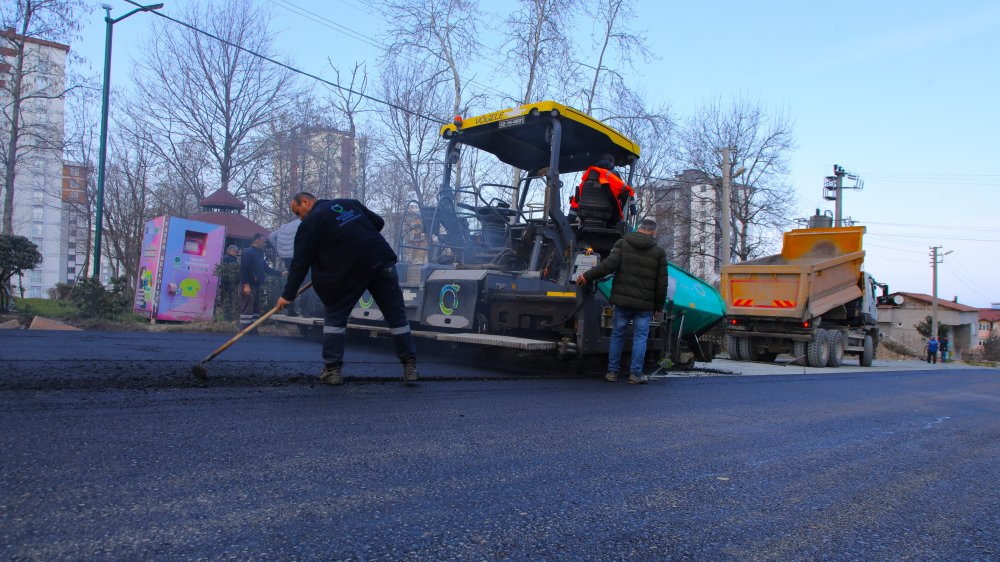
left=268, top=218, right=301, bottom=269
left=239, top=233, right=283, bottom=332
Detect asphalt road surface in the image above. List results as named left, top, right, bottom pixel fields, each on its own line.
left=2, top=330, right=998, bottom=560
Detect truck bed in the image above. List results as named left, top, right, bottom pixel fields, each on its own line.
left=720, top=227, right=866, bottom=321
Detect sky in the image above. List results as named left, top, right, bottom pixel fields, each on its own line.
left=69, top=0, right=1000, bottom=307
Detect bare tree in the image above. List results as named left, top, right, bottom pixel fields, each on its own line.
left=327, top=62, right=368, bottom=201
left=134, top=0, right=298, bottom=210
left=0, top=0, right=85, bottom=235
left=578, top=0, right=650, bottom=115
left=375, top=59, right=445, bottom=210
left=602, top=87, right=676, bottom=213
left=501, top=0, right=580, bottom=206
left=63, top=84, right=100, bottom=277
left=383, top=0, right=480, bottom=120
left=101, top=120, right=156, bottom=290
left=679, top=96, right=796, bottom=262
left=504, top=0, right=579, bottom=105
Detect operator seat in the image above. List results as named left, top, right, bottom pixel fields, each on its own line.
left=575, top=177, right=617, bottom=228
left=575, top=177, right=625, bottom=256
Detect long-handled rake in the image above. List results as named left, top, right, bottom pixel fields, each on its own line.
left=191, top=282, right=312, bottom=380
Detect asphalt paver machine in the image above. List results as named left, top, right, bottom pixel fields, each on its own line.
left=277, top=101, right=722, bottom=371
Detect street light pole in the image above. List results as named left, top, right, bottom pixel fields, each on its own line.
left=92, top=2, right=164, bottom=280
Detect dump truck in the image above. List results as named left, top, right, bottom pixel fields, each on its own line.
left=720, top=223, right=895, bottom=367
left=274, top=100, right=724, bottom=371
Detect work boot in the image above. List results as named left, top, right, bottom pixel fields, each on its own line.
left=319, top=364, right=343, bottom=386
left=402, top=359, right=419, bottom=383
left=605, top=372, right=619, bottom=383
left=628, top=373, right=648, bottom=385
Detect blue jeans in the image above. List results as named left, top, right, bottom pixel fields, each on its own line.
left=321, top=263, right=416, bottom=366
left=608, top=306, right=653, bottom=375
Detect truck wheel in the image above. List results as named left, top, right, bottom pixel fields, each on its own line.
left=827, top=331, right=845, bottom=367
left=807, top=330, right=830, bottom=367
left=738, top=337, right=759, bottom=361
left=727, top=335, right=743, bottom=361
left=860, top=334, right=874, bottom=367
left=793, top=341, right=807, bottom=360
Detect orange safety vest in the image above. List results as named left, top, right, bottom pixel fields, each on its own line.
left=569, top=166, right=635, bottom=217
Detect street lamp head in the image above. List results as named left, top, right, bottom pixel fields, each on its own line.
left=143, top=3, right=165, bottom=10
left=733, top=166, right=746, bottom=178
left=101, top=3, right=112, bottom=10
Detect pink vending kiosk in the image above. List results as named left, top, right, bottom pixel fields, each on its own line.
left=134, top=216, right=227, bottom=322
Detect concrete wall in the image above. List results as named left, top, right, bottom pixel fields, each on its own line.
left=878, top=304, right=979, bottom=359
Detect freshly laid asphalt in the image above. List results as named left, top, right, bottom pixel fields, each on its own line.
left=1, top=329, right=998, bottom=560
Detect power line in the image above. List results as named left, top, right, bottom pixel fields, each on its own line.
left=268, top=0, right=513, bottom=103
left=268, top=0, right=385, bottom=51
left=941, top=267, right=993, bottom=304
left=125, top=0, right=449, bottom=125
left=946, top=258, right=996, bottom=300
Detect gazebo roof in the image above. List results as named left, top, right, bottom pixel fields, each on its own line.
left=199, top=188, right=246, bottom=210
left=189, top=211, right=268, bottom=240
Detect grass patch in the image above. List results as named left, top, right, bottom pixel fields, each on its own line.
left=13, top=298, right=77, bottom=319
left=962, top=359, right=999, bottom=368
left=5, top=297, right=298, bottom=335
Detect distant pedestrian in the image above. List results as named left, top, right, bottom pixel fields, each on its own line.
left=275, top=192, right=418, bottom=386
left=926, top=336, right=939, bottom=364
left=576, top=218, right=667, bottom=385
left=239, top=233, right=283, bottom=332
left=268, top=218, right=301, bottom=269
left=222, top=244, right=239, bottom=265
left=940, top=336, right=950, bottom=362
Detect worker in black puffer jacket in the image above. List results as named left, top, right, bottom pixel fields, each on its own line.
left=577, top=218, right=667, bottom=385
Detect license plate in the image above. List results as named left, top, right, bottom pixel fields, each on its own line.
left=498, top=116, right=525, bottom=129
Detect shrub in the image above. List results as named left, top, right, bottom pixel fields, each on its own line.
left=71, top=276, right=130, bottom=318
left=983, top=334, right=1000, bottom=362
left=1, top=234, right=43, bottom=312
left=48, top=282, right=75, bottom=300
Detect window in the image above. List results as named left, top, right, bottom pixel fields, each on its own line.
left=32, top=206, right=44, bottom=220
left=29, top=271, right=43, bottom=284
left=29, top=286, right=42, bottom=298
left=31, top=222, right=44, bottom=237
left=32, top=237, right=43, bottom=248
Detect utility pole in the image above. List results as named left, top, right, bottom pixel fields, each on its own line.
left=719, top=147, right=732, bottom=268
left=929, top=245, right=953, bottom=338
left=833, top=166, right=844, bottom=226
left=823, top=164, right=863, bottom=227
